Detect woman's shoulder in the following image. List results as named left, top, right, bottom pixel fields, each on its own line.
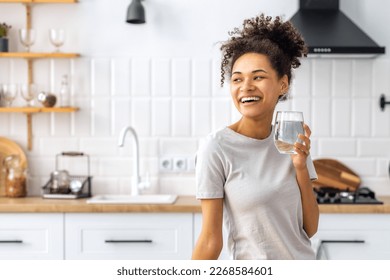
left=199, top=127, right=229, bottom=153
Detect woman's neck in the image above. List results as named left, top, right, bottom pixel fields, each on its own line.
left=229, top=116, right=272, bottom=140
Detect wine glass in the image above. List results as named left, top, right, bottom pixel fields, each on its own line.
left=49, top=29, right=65, bottom=52
left=2, top=84, right=17, bottom=107
left=274, top=111, right=304, bottom=154
left=19, top=29, right=36, bottom=52
left=21, top=83, right=37, bottom=107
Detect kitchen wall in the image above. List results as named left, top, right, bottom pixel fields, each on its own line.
left=0, top=0, right=389, bottom=196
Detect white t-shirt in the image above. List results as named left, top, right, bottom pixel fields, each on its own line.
left=196, top=126, right=317, bottom=260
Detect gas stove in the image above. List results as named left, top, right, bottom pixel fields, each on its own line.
left=314, top=186, right=383, bottom=204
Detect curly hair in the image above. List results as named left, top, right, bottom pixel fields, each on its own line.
left=220, top=14, right=308, bottom=97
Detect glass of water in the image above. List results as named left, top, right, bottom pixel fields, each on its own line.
left=274, top=111, right=304, bottom=154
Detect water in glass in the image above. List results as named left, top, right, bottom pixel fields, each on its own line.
left=274, top=111, right=304, bottom=154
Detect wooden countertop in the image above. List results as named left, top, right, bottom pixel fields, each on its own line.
left=0, top=196, right=390, bottom=213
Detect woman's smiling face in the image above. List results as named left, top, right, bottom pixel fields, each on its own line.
left=230, top=52, right=288, bottom=121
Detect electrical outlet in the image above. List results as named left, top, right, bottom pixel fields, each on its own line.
left=159, top=157, right=173, bottom=172
left=173, top=157, right=187, bottom=172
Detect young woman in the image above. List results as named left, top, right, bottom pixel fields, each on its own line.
left=192, top=14, right=319, bottom=260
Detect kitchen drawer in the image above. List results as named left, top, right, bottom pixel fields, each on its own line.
left=314, top=229, right=390, bottom=259
left=65, top=213, right=193, bottom=260
left=0, top=213, right=64, bottom=260
left=313, top=214, right=390, bottom=260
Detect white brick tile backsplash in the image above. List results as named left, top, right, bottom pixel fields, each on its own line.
left=92, top=58, right=111, bottom=96
left=112, top=98, right=131, bottom=136
left=73, top=98, right=92, bottom=136
left=291, top=98, right=311, bottom=125
left=318, top=138, right=356, bottom=157
left=341, top=158, right=377, bottom=177
left=112, top=57, right=130, bottom=96
left=131, top=98, right=151, bottom=136
left=10, top=113, right=26, bottom=136
left=52, top=113, right=71, bottom=137
left=80, top=138, right=119, bottom=156
left=152, top=99, right=171, bottom=136
left=312, top=59, right=332, bottom=97
left=332, top=98, right=351, bottom=137
left=73, top=58, right=91, bottom=96
left=377, top=159, right=390, bottom=176
left=118, top=138, right=159, bottom=158
left=192, top=99, right=211, bottom=136
left=160, top=138, right=198, bottom=156
left=312, top=98, right=331, bottom=136
left=33, top=59, right=51, bottom=93
left=172, top=58, right=191, bottom=97
left=352, top=98, right=371, bottom=137
left=292, top=58, right=311, bottom=98
left=0, top=114, right=9, bottom=135
left=192, top=59, right=212, bottom=97
left=131, top=58, right=151, bottom=96
left=91, top=98, right=111, bottom=136
left=212, top=99, right=231, bottom=131
left=159, top=176, right=196, bottom=195
left=372, top=98, right=390, bottom=137
left=39, top=137, right=79, bottom=156
left=372, top=59, right=390, bottom=96
left=332, top=59, right=352, bottom=97
left=3, top=56, right=390, bottom=196
left=172, top=99, right=191, bottom=136
left=352, top=60, right=373, bottom=98
left=151, top=59, right=171, bottom=97
left=358, top=139, right=390, bottom=157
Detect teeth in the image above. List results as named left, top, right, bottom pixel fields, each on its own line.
left=241, top=96, right=260, bottom=103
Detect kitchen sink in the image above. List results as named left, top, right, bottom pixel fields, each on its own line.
left=86, top=194, right=178, bottom=205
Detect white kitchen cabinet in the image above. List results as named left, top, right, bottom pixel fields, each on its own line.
left=193, top=213, right=230, bottom=260
left=313, top=214, right=390, bottom=260
left=65, top=213, right=193, bottom=260
left=0, top=213, right=64, bottom=260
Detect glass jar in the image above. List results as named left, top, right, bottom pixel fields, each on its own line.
left=4, top=155, right=27, bottom=198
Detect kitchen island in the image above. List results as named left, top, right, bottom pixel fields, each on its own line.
left=0, top=195, right=390, bottom=213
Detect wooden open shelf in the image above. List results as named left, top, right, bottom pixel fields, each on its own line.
left=0, top=52, right=80, bottom=59
left=0, top=1, right=77, bottom=3
left=0, top=107, right=79, bottom=150
left=0, top=0, right=79, bottom=150
left=0, top=106, right=79, bottom=113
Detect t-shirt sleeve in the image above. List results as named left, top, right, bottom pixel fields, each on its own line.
left=306, top=155, right=318, bottom=181
left=195, top=136, right=225, bottom=199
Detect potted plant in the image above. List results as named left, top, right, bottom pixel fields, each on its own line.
left=0, top=22, right=12, bottom=52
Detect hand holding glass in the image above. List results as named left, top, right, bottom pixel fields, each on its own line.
left=274, top=111, right=304, bottom=154
left=19, top=29, right=36, bottom=52
left=49, top=29, right=65, bottom=52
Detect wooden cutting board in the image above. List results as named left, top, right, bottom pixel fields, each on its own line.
left=313, top=159, right=361, bottom=191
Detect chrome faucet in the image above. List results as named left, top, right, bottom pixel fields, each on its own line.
left=118, top=126, right=141, bottom=196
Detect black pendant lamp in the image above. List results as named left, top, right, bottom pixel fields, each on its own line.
left=126, top=0, right=146, bottom=24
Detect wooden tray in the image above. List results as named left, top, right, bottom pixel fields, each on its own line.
left=0, top=137, right=28, bottom=196
left=313, top=158, right=361, bottom=191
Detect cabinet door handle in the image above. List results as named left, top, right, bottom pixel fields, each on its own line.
left=105, top=239, right=153, bottom=243
left=0, top=240, right=23, bottom=243
left=321, top=240, right=365, bottom=244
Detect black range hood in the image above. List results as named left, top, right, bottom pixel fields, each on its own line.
left=289, top=0, right=385, bottom=57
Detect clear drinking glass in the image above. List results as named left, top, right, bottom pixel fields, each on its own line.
left=19, top=29, right=36, bottom=52
left=49, top=29, right=65, bottom=52
left=21, top=83, right=37, bottom=106
left=2, top=84, right=17, bottom=107
left=274, top=111, right=304, bottom=154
